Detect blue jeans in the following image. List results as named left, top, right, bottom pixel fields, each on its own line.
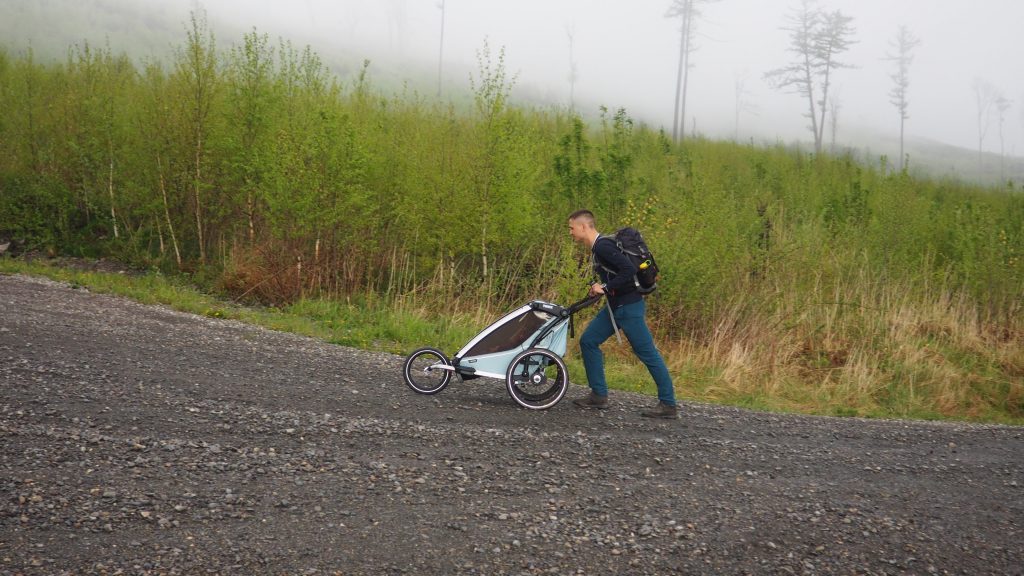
left=579, top=299, right=676, bottom=406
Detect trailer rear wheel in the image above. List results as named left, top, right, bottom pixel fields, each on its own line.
left=506, top=348, right=568, bottom=410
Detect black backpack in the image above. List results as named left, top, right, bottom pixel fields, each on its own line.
left=594, top=227, right=660, bottom=294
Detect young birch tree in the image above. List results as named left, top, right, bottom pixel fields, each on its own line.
left=174, top=10, right=219, bottom=265
left=138, top=62, right=182, bottom=268
left=227, top=29, right=275, bottom=245
left=885, top=25, right=920, bottom=171
left=469, top=39, right=515, bottom=282
left=995, top=95, right=1012, bottom=182
left=98, top=47, right=133, bottom=240
left=467, top=39, right=535, bottom=301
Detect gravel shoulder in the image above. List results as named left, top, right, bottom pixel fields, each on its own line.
left=1, top=273, right=1022, bottom=575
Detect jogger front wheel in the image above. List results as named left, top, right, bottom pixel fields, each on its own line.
left=505, top=348, right=568, bottom=410
left=403, top=347, right=452, bottom=395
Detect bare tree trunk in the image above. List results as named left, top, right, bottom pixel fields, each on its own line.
left=566, top=26, right=577, bottom=112
left=887, top=26, right=919, bottom=172
left=817, top=62, right=833, bottom=152
left=481, top=220, right=488, bottom=280
left=449, top=254, right=455, bottom=295
left=437, top=0, right=445, bottom=98
left=194, top=130, right=206, bottom=265
left=24, top=48, right=41, bottom=173
left=437, top=249, right=444, bottom=292
left=247, top=190, right=256, bottom=244
left=801, top=52, right=820, bottom=153
left=387, top=245, right=398, bottom=295
left=996, top=96, right=1010, bottom=183
left=671, top=2, right=691, bottom=142
left=829, top=95, right=840, bottom=153
left=157, top=152, right=182, bottom=268
left=108, top=152, right=119, bottom=239
left=156, top=217, right=165, bottom=255
left=978, top=136, right=984, bottom=175
left=899, top=115, right=905, bottom=171
left=680, top=0, right=694, bottom=139
left=734, top=76, right=743, bottom=141
left=672, top=14, right=686, bottom=141
left=999, top=124, right=1005, bottom=182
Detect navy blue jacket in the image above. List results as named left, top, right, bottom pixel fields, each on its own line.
left=592, top=234, right=642, bottom=309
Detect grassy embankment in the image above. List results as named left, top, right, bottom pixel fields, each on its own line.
left=3, top=255, right=1021, bottom=425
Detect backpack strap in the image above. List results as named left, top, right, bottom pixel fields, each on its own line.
left=592, top=234, right=618, bottom=276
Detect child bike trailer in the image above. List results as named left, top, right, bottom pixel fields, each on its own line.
left=402, top=296, right=598, bottom=410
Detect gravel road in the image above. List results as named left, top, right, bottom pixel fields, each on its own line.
left=1, top=272, right=1022, bottom=575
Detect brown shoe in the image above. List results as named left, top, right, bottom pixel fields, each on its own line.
left=573, top=392, right=609, bottom=409
left=641, top=402, right=679, bottom=419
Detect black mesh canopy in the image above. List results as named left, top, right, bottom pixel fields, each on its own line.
left=463, top=310, right=548, bottom=357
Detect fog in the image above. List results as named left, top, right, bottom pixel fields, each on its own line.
left=177, top=0, right=1021, bottom=156
left=9, top=0, right=1020, bottom=157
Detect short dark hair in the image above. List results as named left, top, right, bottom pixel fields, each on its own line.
left=568, top=209, right=596, bottom=226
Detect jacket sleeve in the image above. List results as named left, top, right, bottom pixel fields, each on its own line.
left=593, top=238, right=638, bottom=296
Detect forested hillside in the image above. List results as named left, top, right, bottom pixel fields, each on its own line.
left=0, top=15, right=1021, bottom=422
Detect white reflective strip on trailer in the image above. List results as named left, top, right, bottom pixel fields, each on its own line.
left=466, top=370, right=505, bottom=380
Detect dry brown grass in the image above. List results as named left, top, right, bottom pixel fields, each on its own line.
left=651, top=266, right=1023, bottom=421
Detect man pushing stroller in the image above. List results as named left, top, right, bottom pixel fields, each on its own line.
left=566, top=209, right=679, bottom=419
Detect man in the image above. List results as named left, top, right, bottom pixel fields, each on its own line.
left=567, top=209, right=679, bottom=419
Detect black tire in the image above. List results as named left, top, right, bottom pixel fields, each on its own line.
left=505, top=348, right=568, bottom=410
left=403, top=347, right=452, bottom=395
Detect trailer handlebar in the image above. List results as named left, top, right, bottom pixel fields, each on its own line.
left=566, top=294, right=603, bottom=316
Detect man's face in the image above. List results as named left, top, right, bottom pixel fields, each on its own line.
left=568, top=218, right=588, bottom=243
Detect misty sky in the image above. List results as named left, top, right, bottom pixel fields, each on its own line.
left=56, top=1, right=1024, bottom=154
left=188, top=0, right=1023, bottom=154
